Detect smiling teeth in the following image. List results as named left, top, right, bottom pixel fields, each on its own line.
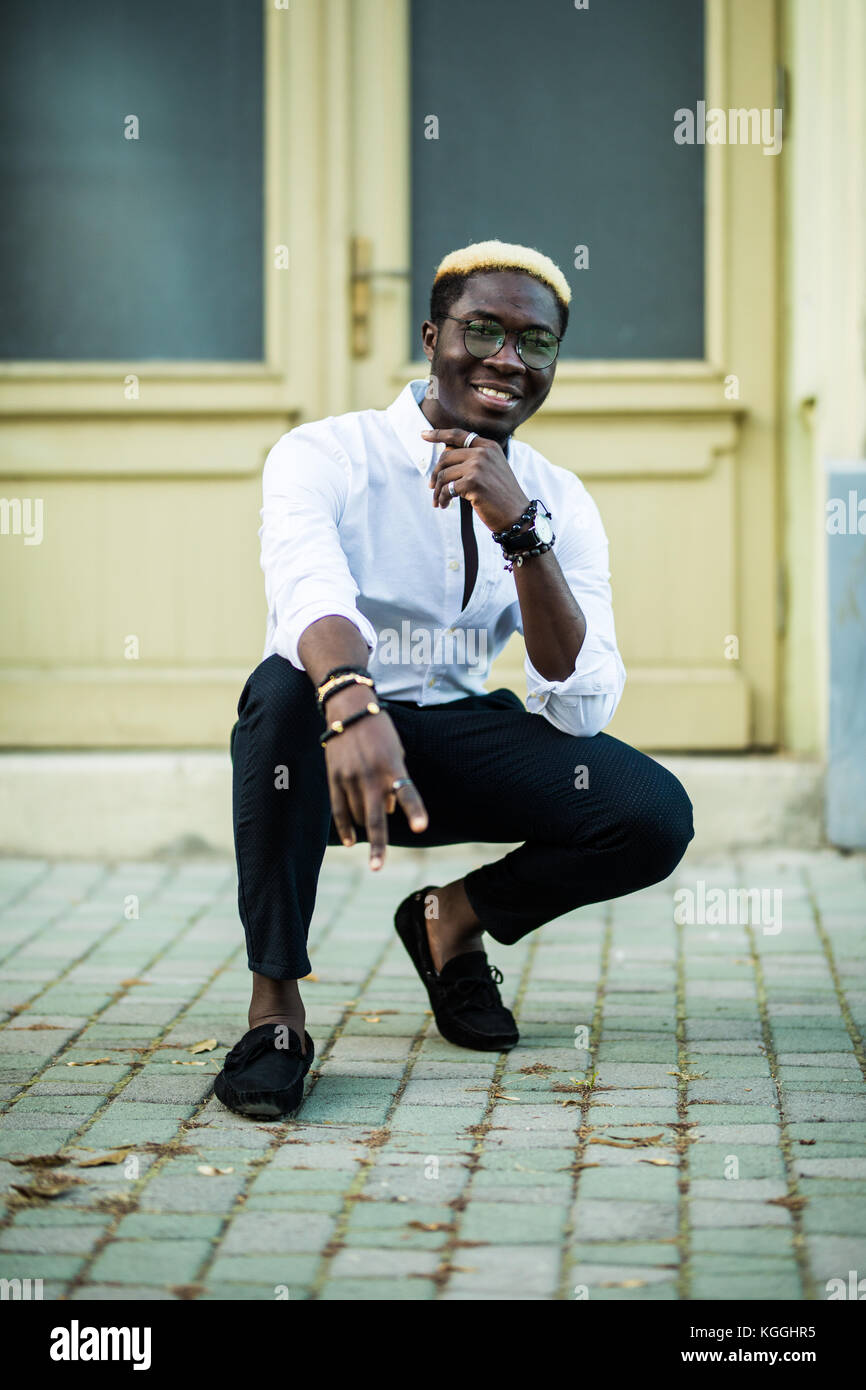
left=476, top=386, right=515, bottom=400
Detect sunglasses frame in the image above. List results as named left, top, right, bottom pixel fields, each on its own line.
left=441, top=315, right=562, bottom=369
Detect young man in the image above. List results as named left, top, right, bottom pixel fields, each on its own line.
left=214, top=240, right=694, bottom=1117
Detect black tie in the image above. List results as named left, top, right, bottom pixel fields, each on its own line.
left=459, top=496, right=478, bottom=611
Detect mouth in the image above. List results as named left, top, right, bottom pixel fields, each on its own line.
left=470, top=382, right=522, bottom=411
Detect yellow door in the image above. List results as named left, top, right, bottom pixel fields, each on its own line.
left=342, top=0, right=780, bottom=751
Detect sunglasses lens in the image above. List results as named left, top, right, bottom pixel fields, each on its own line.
left=463, top=321, right=506, bottom=358
left=520, top=332, right=558, bottom=368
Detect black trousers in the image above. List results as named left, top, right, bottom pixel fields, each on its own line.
left=232, top=654, right=695, bottom=980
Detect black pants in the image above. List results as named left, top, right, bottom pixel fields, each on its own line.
left=232, top=654, right=695, bottom=980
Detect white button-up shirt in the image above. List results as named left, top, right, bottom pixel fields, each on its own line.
left=259, top=379, right=626, bottom=736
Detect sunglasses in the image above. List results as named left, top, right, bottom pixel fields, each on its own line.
left=442, top=315, right=561, bottom=370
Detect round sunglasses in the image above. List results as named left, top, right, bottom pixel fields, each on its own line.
left=442, top=315, right=561, bottom=370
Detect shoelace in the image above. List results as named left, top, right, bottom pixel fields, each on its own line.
left=442, top=963, right=505, bottom=1015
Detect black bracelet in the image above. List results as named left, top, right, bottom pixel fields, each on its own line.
left=502, top=541, right=554, bottom=573
left=316, top=667, right=375, bottom=714
left=492, top=501, right=538, bottom=545
left=319, top=701, right=382, bottom=745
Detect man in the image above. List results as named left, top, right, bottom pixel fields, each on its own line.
left=214, top=240, right=694, bottom=1117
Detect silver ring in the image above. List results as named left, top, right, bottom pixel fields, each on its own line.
left=448, top=480, right=457, bottom=498
left=463, top=431, right=478, bottom=448
left=391, top=777, right=412, bottom=792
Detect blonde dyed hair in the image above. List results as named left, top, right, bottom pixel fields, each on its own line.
left=433, top=239, right=572, bottom=310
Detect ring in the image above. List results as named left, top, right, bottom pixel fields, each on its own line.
left=391, top=777, right=412, bottom=792
left=448, top=480, right=457, bottom=498
left=464, top=431, right=478, bottom=448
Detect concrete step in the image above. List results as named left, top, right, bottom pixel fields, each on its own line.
left=0, top=751, right=826, bottom=859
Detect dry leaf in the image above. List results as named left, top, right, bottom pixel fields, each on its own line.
left=170, top=1284, right=205, bottom=1300
left=65, top=1057, right=113, bottom=1067
left=119, top=978, right=150, bottom=988
left=8, top=1153, right=70, bottom=1169
left=599, top=1278, right=646, bottom=1289
left=77, top=1148, right=136, bottom=1168
left=798, top=1138, right=816, bottom=1146
left=171, top=1059, right=206, bottom=1066
left=640, top=1157, right=675, bottom=1166
left=10, top=1173, right=83, bottom=1200
left=589, top=1132, right=665, bottom=1150
left=189, top=1039, right=218, bottom=1054
left=197, top=1165, right=234, bottom=1177
left=767, top=1194, right=807, bottom=1211
left=361, top=1015, right=381, bottom=1024
left=519, top=1062, right=553, bottom=1076
left=408, top=1220, right=453, bottom=1232
left=92, top=1191, right=137, bottom=1213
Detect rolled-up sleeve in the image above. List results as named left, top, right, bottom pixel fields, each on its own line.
left=518, top=480, right=626, bottom=737
left=259, top=429, right=378, bottom=669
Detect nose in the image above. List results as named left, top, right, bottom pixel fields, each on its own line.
left=483, top=331, right=525, bottom=371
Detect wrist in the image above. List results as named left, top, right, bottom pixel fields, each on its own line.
left=325, top=683, right=380, bottom=721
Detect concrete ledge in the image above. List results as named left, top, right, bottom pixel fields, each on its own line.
left=0, top=751, right=825, bottom=860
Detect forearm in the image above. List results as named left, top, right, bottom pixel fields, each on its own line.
left=297, top=616, right=372, bottom=697
left=513, top=550, right=586, bottom=682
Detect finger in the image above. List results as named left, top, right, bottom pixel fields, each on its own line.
left=343, top=778, right=367, bottom=832
left=362, top=778, right=389, bottom=871
left=429, top=449, right=470, bottom=488
left=395, top=781, right=429, bottom=834
left=328, top=777, right=356, bottom=847
left=422, top=428, right=484, bottom=446
left=432, top=468, right=464, bottom=509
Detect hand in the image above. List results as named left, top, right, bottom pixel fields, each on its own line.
left=422, top=427, right=530, bottom=534
left=323, top=686, right=428, bottom=871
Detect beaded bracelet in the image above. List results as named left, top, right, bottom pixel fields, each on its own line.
left=501, top=541, right=554, bottom=573
left=491, top=502, right=538, bottom=545
left=319, top=701, right=382, bottom=746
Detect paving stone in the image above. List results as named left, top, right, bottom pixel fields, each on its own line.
left=220, top=1211, right=337, bottom=1254
left=572, top=1199, right=678, bottom=1241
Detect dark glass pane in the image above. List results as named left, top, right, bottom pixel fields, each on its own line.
left=0, top=0, right=263, bottom=361
left=411, top=0, right=704, bottom=359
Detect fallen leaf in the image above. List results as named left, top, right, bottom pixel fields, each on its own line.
left=639, top=1157, right=675, bottom=1166
left=519, top=1062, right=553, bottom=1076
left=16, top=1023, right=65, bottom=1031
left=170, top=1284, right=205, bottom=1300
left=189, top=1039, right=218, bottom=1054
left=8, top=1153, right=70, bottom=1169
left=171, top=1059, right=206, bottom=1066
left=599, top=1278, right=646, bottom=1289
left=798, top=1138, right=816, bottom=1146
left=767, top=1194, right=808, bottom=1211
left=65, top=1057, right=113, bottom=1067
left=10, top=1173, right=83, bottom=1200
left=408, top=1220, right=454, bottom=1233
left=77, top=1148, right=136, bottom=1167
left=92, top=1191, right=137, bottom=1213
left=119, top=978, right=150, bottom=988
left=589, top=1133, right=665, bottom=1149
left=197, top=1165, right=234, bottom=1177
left=667, top=1069, right=706, bottom=1081
left=361, top=1015, right=382, bottom=1024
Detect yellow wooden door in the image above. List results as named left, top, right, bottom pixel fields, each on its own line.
left=342, top=0, right=779, bottom=751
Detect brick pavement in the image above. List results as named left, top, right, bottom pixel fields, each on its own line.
left=0, top=845, right=864, bottom=1302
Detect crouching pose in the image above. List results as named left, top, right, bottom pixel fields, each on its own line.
left=214, top=240, right=694, bottom=1117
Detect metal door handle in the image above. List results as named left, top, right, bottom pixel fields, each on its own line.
left=350, top=236, right=410, bottom=357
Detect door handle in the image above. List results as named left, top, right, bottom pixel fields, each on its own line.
left=350, top=236, right=410, bottom=358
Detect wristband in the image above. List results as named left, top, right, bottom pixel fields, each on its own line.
left=319, top=700, right=382, bottom=745
left=316, top=669, right=375, bottom=714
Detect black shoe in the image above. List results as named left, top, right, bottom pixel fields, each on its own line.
left=395, top=885, right=519, bottom=1051
left=213, top=1024, right=315, bottom=1117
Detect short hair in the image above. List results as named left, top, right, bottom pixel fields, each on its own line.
left=430, top=239, right=571, bottom=337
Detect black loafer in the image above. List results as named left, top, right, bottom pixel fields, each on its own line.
left=213, top=1023, right=315, bottom=1117
left=395, top=885, right=519, bottom=1051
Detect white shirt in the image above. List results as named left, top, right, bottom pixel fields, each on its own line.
left=259, top=379, right=626, bottom=737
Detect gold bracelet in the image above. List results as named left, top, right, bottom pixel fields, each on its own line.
left=316, top=672, right=375, bottom=713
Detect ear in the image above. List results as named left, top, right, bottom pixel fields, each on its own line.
left=420, top=319, right=438, bottom=363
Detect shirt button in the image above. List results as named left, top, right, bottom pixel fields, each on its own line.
left=448, top=560, right=459, bottom=571
left=427, top=678, right=436, bottom=687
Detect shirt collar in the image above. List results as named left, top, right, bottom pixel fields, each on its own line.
left=386, top=378, right=511, bottom=475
